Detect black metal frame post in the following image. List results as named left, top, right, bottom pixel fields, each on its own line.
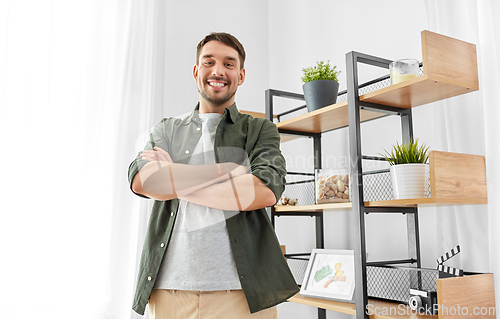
left=400, top=108, right=414, bottom=144
left=400, top=108, right=422, bottom=268
left=346, top=52, right=423, bottom=318
left=347, top=52, right=394, bottom=319
left=347, top=51, right=369, bottom=319
left=406, top=209, right=421, bottom=268
left=314, top=133, right=325, bottom=319
left=313, top=134, right=325, bottom=251
left=265, top=89, right=277, bottom=225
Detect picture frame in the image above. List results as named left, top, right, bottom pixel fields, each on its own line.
left=300, top=249, right=356, bottom=302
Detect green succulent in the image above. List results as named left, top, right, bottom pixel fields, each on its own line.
left=301, top=60, right=340, bottom=83
left=380, top=138, right=429, bottom=166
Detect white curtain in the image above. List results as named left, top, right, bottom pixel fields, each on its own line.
left=425, top=0, right=500, bottom=309
left=0, top=1, right=166, bottom=318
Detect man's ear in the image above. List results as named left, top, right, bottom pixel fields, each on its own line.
left=193, top=64, right=199, bottom=81
left=238, top=68, right=246, bottom=86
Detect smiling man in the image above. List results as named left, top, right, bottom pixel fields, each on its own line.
left=128, top=32, right=299, bottom=319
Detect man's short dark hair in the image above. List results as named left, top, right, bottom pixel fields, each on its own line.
left=196, top=32, right=246, bottom=69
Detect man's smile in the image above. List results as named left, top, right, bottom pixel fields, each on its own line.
left=207, top=76, right=228, bottom=90
left=208, top=81, right=227, bottom=88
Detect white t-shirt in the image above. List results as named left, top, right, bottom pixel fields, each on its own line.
left=154, top=112, right=242, bottom=290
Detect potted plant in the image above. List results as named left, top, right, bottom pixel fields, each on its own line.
left=380, top=138, right=430, bottom=199
left=301, top=60, right=340, bottom=112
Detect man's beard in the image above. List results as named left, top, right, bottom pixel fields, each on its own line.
left=198, top=80, right=237, bottom=106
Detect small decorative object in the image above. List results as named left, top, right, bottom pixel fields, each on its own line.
left=279, top=196, right=298, bottom=206
left=300, top=249, right=355, bottom=302
left=437, top=245, right=463, bottom=278
left=315, top=169, right=350, bottom=204
left=301, top=60, right=340, bottom=112
left=408, top=288, right=438, bottom=315
left=406, top=245, right=464, bottom=316
left=380, top=138, right=430, bottom=199
left=389, top=59, right=419, bottom=85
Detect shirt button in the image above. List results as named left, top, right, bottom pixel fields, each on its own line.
left=160, top=243, right=165, bottom=248
left=185, top=150, right=190, bottom=154
left=197, top=127, right=201, bottom=131
left=171, top=212, right=175, bottom=217
left=240, top=275, right=245, bottom=279
left=147, top=276, right=152, bottom=281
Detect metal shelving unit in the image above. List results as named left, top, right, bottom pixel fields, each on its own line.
left=265, top=30, right=482, bottom=319
left=265, top=60, right=421, bottom=318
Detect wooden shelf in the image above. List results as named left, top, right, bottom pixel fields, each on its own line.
left=274, top=196, right=487, bottom=213
left=276, top=151, right=487, bottom=212
left=289, top=294, right=436, bottom=319
left=277, top=73, right=477, bottom=136
left=275, top=202, right=352, bottom=212
left=288, top=274, right=495, bottom=319
left=277, top=30, right=478, bottom=138
left=288, top=294, right=356, bottom=316
left=437, top=274, right=496, bottom=319
left=365, top=197, right=487, bottom=207
left=240, top=110, right=277, bottom=119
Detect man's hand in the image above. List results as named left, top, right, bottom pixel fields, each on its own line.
left=140, top=147, right=173, bottom=164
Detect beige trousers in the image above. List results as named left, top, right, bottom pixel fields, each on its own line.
left=148, top=289, right=277, bottom=319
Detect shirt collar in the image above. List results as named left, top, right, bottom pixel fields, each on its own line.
left=181, top=104, right=199, bottom=125
left=224, top=103, right=240, bottom=124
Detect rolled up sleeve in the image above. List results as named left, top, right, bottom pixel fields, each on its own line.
left=128, top=119, right=170, bottom=198
left=248, top=120, right=286, bottom=204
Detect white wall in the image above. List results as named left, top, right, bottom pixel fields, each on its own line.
left=159, top=0, right=270, bottom=119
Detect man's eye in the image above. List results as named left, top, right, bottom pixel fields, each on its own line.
left=204, top=61, right=213, bottom=65
left=226, top=63, right=234, bottom=67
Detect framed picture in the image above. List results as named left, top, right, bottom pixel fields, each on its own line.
left=300, top=249, right=356, bottom=302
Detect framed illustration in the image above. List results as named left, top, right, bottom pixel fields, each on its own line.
left=300, top=249, right=356, bottom=302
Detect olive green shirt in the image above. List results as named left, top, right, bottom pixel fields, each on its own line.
left=128, top=103, right=299, bottom=315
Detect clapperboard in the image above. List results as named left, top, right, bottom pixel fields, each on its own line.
left=437, top=245, right=464, bottom=278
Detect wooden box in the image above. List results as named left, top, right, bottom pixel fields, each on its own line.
left=437, top=274, right=496, bottom=318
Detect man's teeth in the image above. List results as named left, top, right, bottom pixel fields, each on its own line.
left=209, top=82, right=226, bottom=87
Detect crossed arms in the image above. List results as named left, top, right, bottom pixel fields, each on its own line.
left=131, top=147, right=277, bottom=211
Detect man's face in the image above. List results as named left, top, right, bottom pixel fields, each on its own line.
left=193, top=40, right=245, bottom=111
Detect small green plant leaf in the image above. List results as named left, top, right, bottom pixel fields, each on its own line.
left=301, top=60, right=340, bottom=83
left=379, top=138, right=429, bottom=166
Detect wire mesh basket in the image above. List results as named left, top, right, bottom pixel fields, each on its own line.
left=363, top=170, right=431, bottom=201
left=285, top=254, right=439, bottom=305
left=367, top=265, right=438, bottom=304
left=278, top=173, right=315, bottom=206
left=363, top=170, right=394, bottom=201
left=285, top=255, right=310, bottom=286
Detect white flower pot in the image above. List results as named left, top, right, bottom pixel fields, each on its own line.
left=390, top=163, right=429, bottom=199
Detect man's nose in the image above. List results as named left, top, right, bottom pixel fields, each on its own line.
left=212, top=64, right=225, bottom=76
